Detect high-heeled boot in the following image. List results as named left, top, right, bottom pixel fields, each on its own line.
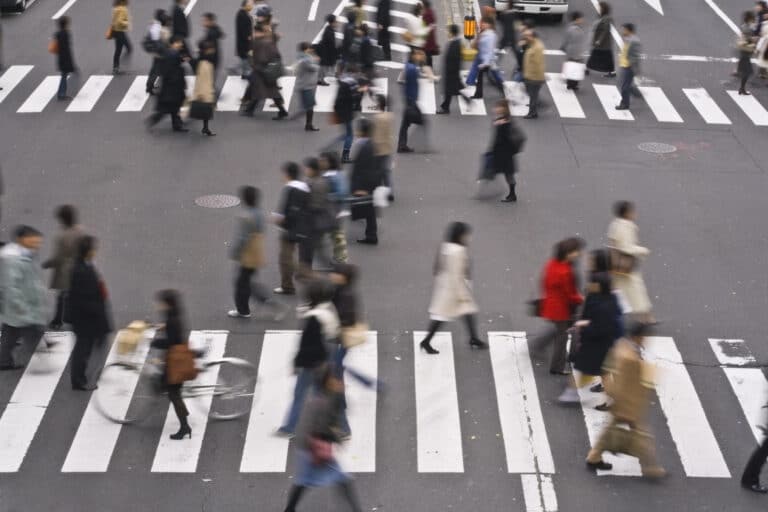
left=170, top=417, right=192, bottom=440
left=419, top=339, right=439, bottom=354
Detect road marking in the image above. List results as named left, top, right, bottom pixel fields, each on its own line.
left=362, top=5, right=410, bottom=20
left=240, top=330, right=298, bottom=472
left=593, top=84, right=634, bottom=121
left=335, top=333, right=378, bottom=472
left=184, top=0, right=197, bottom=16
left=489, top=332, right=555, bottom=474
left=116, top=76, right=151, bottom=112
left=0, top=65, right=34, bottom=104
left=638, top=86, right=683, bottom=123
left=727, top=91, right=768, bottom=126
left=217, top=76, right=248, bottom=111
left=683, top=88, right=731, bottom=124
left=645, top=337, right=730, bottom=478
left=458, top=71, right=487, bottom=116
left=66, top=75, right=113, bottom=112
left=361, top=77, right=388, bottom=113
left=545, top=73, right=586, bottom=119
left=264, top=76, right=296, bottom=112
left=708, top=339, right=768, bottom=443
left=703, top=0, right=740, bottom=34
left=504, top=81, right=530, bottom=117
left=17, top=76, right=60, bottom=113
left=312, top=0, right=351, bottom=44
left=417, top=78, right=437, bottom=115
left=642, top=0, right=663, bottom=15
left=0, top=332, right=74, bottom=472
left=308, top=0, right=320, bottom=20
left=521, top=473, right=558, bottom=512
left=152, top=331, right=227, bottom=472
left=413, top=331, right=463, bottom=472
left=62, top=332, right=151, bottom=472
left=314, top=79, right=338, bottom=112
left=52, top=0, right=79, bottom=20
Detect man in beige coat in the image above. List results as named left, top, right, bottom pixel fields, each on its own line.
left=371, top=94, right=395, bottom=201
left=522, top=29, right=545, bottom=119
left=42, top=205, right=82, bottom=329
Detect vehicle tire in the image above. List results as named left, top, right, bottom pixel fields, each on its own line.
left=197, top=357, right=257, bottom=420
left=94, top=362, right=160, bottom=424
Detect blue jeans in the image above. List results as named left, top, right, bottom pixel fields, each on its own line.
left=330, top=344, right=379, bottom=435
left=619, top=67, right=635, bottom=108
left=280, top=367, right=316, bottom=433
left=57, top=72, right=69, bottom=99
left=466, top=58, right=480, bottom=85
left=326, top=120, right=354, bottom=155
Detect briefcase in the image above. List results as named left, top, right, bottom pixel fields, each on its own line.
left=189, top=101, right=214, bottom=121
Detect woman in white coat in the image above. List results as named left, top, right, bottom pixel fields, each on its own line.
left=418, top=222, right=487, bottom=354
left=606, top=201, right=654, bottom=323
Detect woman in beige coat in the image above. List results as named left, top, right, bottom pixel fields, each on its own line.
left=110, top=0, right=132, bottom=75
left=193, top=41, right=216, bottom=136
left=606, top=201, right=654, bottom=323
left=418, top=222, right=487, bottom=354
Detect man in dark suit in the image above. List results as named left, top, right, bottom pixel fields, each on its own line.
left=171, top=0, right=190, bottom=57
left=68, top=236, right=112, bottom=391
left=438, top=24, right=469, bottom=114
left=376, top=0, right=392, bottom=61
left=350, top=119, right=382, bottom=245
left=235, top=0, right=253, bottom=79
left=272, top=162, right=311, bottom=295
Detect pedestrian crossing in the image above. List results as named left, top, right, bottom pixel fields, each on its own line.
left=0, top=327, right=765, bottom=480
left=4, top=65, right=768, bottom=127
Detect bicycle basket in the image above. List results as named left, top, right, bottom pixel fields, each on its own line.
left=116, top=321, right=149, bottom=355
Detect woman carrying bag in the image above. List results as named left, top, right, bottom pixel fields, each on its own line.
left=110, top=0, right=132, bottom=75
left=586, top=2, right=615, bottom=77
left=191, top=40, right=216, bottom=136
left=151, top=289, right=195, bottom=440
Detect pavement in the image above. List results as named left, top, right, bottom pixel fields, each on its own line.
left=2, top=0, right=768, bottom=511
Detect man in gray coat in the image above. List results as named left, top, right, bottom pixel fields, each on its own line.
left=0, top=226, right=48, bottom=370
left=616, top=23, right=641, bottom=111
left=560, top=11, right=586, bottom=90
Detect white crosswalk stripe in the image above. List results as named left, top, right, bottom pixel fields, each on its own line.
left=416, top=78, right=437, bottom=115
left=683, top=88, right=731, bottom=124
left=545, top=73, right=586, bottom=119
left=459, top=71, right=487, bottom=116
left=66, top=75, right=113, bottom=112
left=264, top=76, right=296, bottom=112
left=727, top=91, right=768, bottom=126
left=593, top=84, right=634, bottom=121
left=638, top=86, right=684, bottom=123
left=0, top=65, right=33, bottom=104
left=361, top=77, right=388, bottom=113
left=504, top=81, right=530, bottom=117
left=217, top=76, right=248, bottom=112
left=116, top=76, right=151, bottom=112
left=17, top=75, right=60, bottom=113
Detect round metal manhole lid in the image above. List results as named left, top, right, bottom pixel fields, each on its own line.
left=637, top=142, right=677, bottom=154
left=194, top=194, right=240, bottom=209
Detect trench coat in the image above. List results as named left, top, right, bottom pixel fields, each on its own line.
left=428, top=243, right=478, bottom=321
left=606, top=218, right=651, bottom=314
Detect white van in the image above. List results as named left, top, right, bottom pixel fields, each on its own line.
left=495, top=0, right=568, bottom=22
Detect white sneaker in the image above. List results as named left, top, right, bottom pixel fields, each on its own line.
left=227, top=310, right=252, bottom=319
left=558, top=387, right=580, bottom=404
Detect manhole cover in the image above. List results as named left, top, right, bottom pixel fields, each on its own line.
left=195, top=194, right=240, bottom=209
left=637, top=142, right=677, bottom=154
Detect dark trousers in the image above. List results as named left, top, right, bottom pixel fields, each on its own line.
left=524, top=80, right=543, bottom=116
left=618, top=67, right=635, bottom=108
left=71, top=331, right=103, bottom=388
left=531, top=320, right=570, bottom=373
left=421, top=315, right=479, bottom=344
left=398, top=101, right=423, bottom=148
left=566, top=79, right=579, bottom=90
left=0, top=324, right=44, bottom=367
left=57, top=72, right=69, bottom=99
left=149, top=110, right=183, bottom=130
left=362, top=209, right=377, bottom=241
left=378, top=28, right=391, bottom=61
left=742, top=436, right=768, bottom=486
left=147, top=57, right=162, bottom=93
left=234, top=267, right=271, bottom=315
left=113, top=31, right=132, bottom=70
left=474, top=67, right=504, bottom=99
left=51, top=291, right=67, bottom=327
left=285, top=480, right=362, bottom=512
left=167, top=383, right=189, bottom=424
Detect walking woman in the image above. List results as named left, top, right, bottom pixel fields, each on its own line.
left=418, top=222, right=487, bottom=355
left=110, top=0, right=132, bottom=75
left=54, top=16, right=76, bottom=100
left=478, top=100, right=525, bottom=203
left=193, top=40, right=216, bottom=135
left=151, top=289, right=191, bottom=440
left=42, top=205, right=82, bottom=329
left=586, top=2, right=614, bottom=77
left=737, top=11, right=757, bottom=95
left=531, top=238, right=584, bottom=375
left=282, top=366, right=363, bottom=512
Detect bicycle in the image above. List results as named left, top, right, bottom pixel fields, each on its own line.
left=94, top=321, right=257, bottom=424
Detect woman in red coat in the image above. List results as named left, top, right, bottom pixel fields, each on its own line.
left=532, top=238, right=584, bottom=374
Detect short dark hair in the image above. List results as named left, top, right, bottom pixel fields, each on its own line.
left=320, top=151, right=340, bottom=170
left=446, top=222, right=471, bottom=245
left=14, top=225, right=42, bottom=240
left=570, top=11, right=583, bottom=21
left=304, top=157, right=321, bottom=174
left=77, top=235, right=96, bottom=261
left=58, top=16, right=70, bottom=29
left=239, top=185, right=257, bottom=207
left=521, top=18, right=535, bottom=28
left=283, top=161, right=301, bottom=180
left=554, top=237, right=584, bottom=261
left=598, top=1, right=611, bottom=16
left=326, top=13, right=336, bottom=23
left=298, top=41, right=311, bottom=52
left=614, top=200, right=634, bottom=219
left=203, top=12, right=216, bottom=21
left=154, top=8, right=167, bottom=21
left=156, top=288, right=183, bottom=318
left=448, top=24, right=460, bottom=37
left=55, top=204, right=77, bottom=227
left=589, top=271, right=612, bottom=295
left=744, top=10, right=757, bottom=23
left=304, top=278, right=334, bottom=307
left=622, top=22, right=635, bottom=33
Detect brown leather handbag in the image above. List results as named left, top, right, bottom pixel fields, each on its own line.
left=166, top=344, right=199, bottom=385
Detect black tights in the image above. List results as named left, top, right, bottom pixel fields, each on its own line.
left=740, top=76, right=749, bottom=93
left=421, top=315, right=479, bottom=344
left=167, top=384, right=189, bottom=426
left=284, top=481, right=361, bottom=512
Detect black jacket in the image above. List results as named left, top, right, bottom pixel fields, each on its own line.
left=236, top=9, right=252, bottom=58
left=68, top=261, right=112, bottom=336
left=294, top=316, right=329, bottom=368
left=341, top=22, right=355, bottom=61
left=333, top=76, right=358, bottom=123
left=318, top=24, right=338, bottom=66
left=491, top=120, right=525, bottom=175
left=278, top=182, right=310, bottom=242
left=172, top=4, right=189, bottom=38
left=157, top=50, right=187, bottom=112
left=350, top=139, right=382, bottom=193
left=571, top=293, right=623, bottom=375
left=443, top=38, right=463, bottom=96
left=55, top=29, right=76, bottom=73
left=203, top=24, right=224, bottom=66
left=376, top=0, right=391, bottom=28
left=151, top=313, right=186, bottom=350
left=333, top=285, right=359, bottom=327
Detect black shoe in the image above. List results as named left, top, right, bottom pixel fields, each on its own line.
left=501, top=195, right=516, bottom=203
left=317, top=80, right=330, bottom=86
left=173, top=126, right=190, bottom=133
left=590, top=383, right=604, bottom=393
left=387, top=193, right=394, bottom=203
left=742, top=483, right=768, bottom=494
left=202, top=128, right=216, bottom=136
left=397, top=146, right=414, bottom=153
left=305, top=125, right=320, bottom=131
left=170, top=425, right=192, bottom=440
left=469, top=338, right=488, bottom=349
left=586, top=460, right=613, bottom=471
left=356, top=238, right=378, bottom=245
left=594, top=402, right=611, bottom=412
left=273, top=111, right=288, bottom=121
left=72, top=384, right=97, bottom=391
left=0, top=364, right=23, bottom=371
left=523, top=112, right=538, bottom=119
left=615, top=104, right=629, bottom=111
left=420, top=340, right=439, bottom=354
left=436, top=108, right=450, bottom=114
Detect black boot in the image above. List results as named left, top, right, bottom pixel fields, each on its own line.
left=273, top=106, right=288, bottom=121
left=284, top=485, right=306, bottom=512
left=419, top=339, right=439, bottom=354
left=305, top=110, right=319, bottom=131
left=502, top=185, right=517, bottom=203
left=170, top=418, right=192, bottom=440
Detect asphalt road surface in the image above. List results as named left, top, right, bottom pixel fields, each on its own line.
left=2, top=0, right=768, bottom=511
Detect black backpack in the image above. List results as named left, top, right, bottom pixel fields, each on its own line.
left=142, top=31, right=160, bottom=54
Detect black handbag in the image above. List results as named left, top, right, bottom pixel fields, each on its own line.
left=527, top=298, right=542, bottom=317
left=189, top=101, right=213, bottom=121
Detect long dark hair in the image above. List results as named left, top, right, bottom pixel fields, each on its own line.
left=446, top=221, right=471, bottom=245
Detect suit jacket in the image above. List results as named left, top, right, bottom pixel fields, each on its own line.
left=318, top=25, right=338, bottom=66
left=68, top=261, right=112, bottom=336
left=42, top=225, right=82, bottom=290
left=350, top=139, right=382, bottom=193
left=523, top=38, right=545, bottom=81
left=172, top=4, right=189, bottom=38
left=55, top=29, right=75, bottom=73
left=278, top=181, right=310, bottom=242
left=376, top=0, right=391, bottom=27
left=443, top=38, right=463, bottom=96
left=236, top=9, right=252, bottom=58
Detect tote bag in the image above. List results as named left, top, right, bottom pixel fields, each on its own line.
left=562, top=61, right=586, bottom=81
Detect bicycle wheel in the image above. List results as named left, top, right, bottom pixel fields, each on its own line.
left=198, top=357, right=257, bottom=420
left=94, top=362, right=159, bottom=424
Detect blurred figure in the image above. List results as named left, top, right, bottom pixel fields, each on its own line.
left=371, top=94, right=394, bottom=199
left=478, top=100, right=526, bottom=203
left=422, top=0, right=438, bottom=68
left=417, top=222, right=487, bottom=355
left=304, top=157, right=337, bottom=269
left=737, top=12, right=757, bottom=95
left=228, top=186, right=286, bottom=320
left=522, top=29, right=545, bottom=119
left=470, top=17, right=504, bottom=100
left=235, top=0, right=253, bottom=79
left=329, top=67, right=361, bottom=162
left=606, top=201, right=654, bottom=324
left=615, top=23, right=640, bottom=111
left=151, top=289, right=191, bottom=440
left=498, top=5, right=521, bottom=71
left=317, top=14, right=339, bottom=85
left=42, top=205, right=82, bottom=330
left=294, top=42, right=320, bottom=131
left=437, top=24, right=469, bottom=115
left=397, top=49, right=426, bottom=153
left=277, top=280, right=336, bottom=437
left=319, top=151, right=349, bottom=264
left=68, top=236, right=112, bottom=391
left=376, top=0, right=392, bottom=61
left=350, top=118, right=382, bottom=245
left=200, top=12, right=224, bottom=76
left=282, top=366, right=363, bottom=512
left=54, top=16, right=76, bottom=100
left=0, top=226, right=47, bottom=371
left=250, top=22, right=288, bottom=120
left=110, top=0, right=133, bottom=75
left=192, top=40, right=217, bottom=136
left=531, top=238, right=584, bottom=374
left=273, top=162, right=310, bottom=296
left=145, top=9, right=171, bottom=95
left=171, top=0, right=190, bottom=56
left=146, top=36, right=188, bottom=132
left=587, top=2, right=615, bottom=77
left=560, top=11, right=586, bottom=91
left=585, top=323, right=666, bottom=479
left=741, top=407, right=768, bottom=493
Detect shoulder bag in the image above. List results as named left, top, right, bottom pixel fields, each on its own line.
left=167, top=343, right=199, bottom=384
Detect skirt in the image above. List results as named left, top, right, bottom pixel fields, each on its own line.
left=738, top=53, right=754, bottom=79
left=587, top=48, right=615, bottom=73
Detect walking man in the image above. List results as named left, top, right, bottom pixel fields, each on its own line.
left=145, top=9, right=170, bottom=95
left=561, top=12, right=587, bottom=91
left=615, top=23, right=641, bottom=111
left=522, top=29, right=545, bottom=119
left=273, top=162, right=311, bottom=296
left=376, top=0, right=392, bottom=61
left=294, top=42, right=320, bottom=131
left=351, top=119, right=382, bottom=245
left=741, top=406, right=768, bottom=493
left=437, top=24, right=468, bottom=114
left=0, top=226, right=47, bottom=371
left=235, top=0, right=253, bottom=79
left=397, top=49, right=426, bottom=153
left=42, top=205, right=82, bottom=330
left=54, top=16, right=76, bottom=100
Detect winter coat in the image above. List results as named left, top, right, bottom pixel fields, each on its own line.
left=442, top=37, right=463, bottom=96
left=202, top=24, right=224, bottom=67
left=295, top=53, right=320, bottom=91
left=490, top=119, right=522, bottom=176
left=111, top=5, right=131, bottom=32
left=230, top=207, right=265, bottom=270
left=523, top=38, right=545, bottom=81
left=539, top=258, right=583, bottom=321
left=603, top=338, right=653, bottom=425
left=277, top=181, right=310, bottom=242
left=250, top=35, right=282, bottom=99
left=193, top=59, right=215, bottom=103
left=318, top=25, right=339, bottom=66
left=371, top=111, right=394, bottom=157
left=423, top=7, right=438, bottom=55
left=42, top=225, right=82, bottom=291
left=350, top=139, right=382, bottom=193
left=294, top=303, right=338, bottom=368
left=172, top=4, right=189, bottom=38
left=236, top=9, right=253, bottom=58
left=592, top=16, right=612, bottom=50
left=333, top=75, right=358, bottom=123
left=606, top=218, right=652, bottom=314
left=157, top=50, right=187, bottom=112
left=55, top=29, right=76, bottom=73
left=0, top=243, right=47, bottom=327
left=561, top=22, right=586, bottom=61
left=68, top=260, right=112, bottom=336
left=572, top=292, right=623, bottom=375
left=428, top=243, right=478, bottom=321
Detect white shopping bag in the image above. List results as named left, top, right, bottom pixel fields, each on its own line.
left=562, top=61, right=586, bottom=81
